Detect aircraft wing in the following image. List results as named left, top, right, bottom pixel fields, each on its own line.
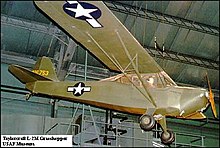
left=34, top=1, right=163, bottom=74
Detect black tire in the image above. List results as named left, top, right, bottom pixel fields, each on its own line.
left=139, top=114, right=156, bottom=131
left=161, top=129, right=175, bottom=144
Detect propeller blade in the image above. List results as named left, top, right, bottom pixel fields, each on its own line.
left=209, top=89, right=217, bottom=118
left=206, top=73, right=217, bottom=118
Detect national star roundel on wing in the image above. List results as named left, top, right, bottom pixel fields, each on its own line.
left=63, top=1, right=102, bottom=28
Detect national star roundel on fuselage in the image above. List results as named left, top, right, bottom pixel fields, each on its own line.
left=63, top=1, right=102, bottom=28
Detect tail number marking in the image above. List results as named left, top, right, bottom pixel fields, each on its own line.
left=32, top=70, right=49, bottom=76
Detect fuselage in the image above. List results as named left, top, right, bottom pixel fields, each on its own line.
left=25, top=79, right=209, bottom=119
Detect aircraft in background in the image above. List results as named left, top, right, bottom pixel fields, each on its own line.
left=8, top=1, right=217, bottom=145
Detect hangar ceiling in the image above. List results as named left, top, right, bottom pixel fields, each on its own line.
left=1, top=1, right=219, bottom=95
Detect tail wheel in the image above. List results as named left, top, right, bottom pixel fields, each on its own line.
left=139, top=114, right=156, bottom=131
left=161, top=129, right=175, bottom=144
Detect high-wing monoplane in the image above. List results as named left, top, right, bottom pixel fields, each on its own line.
left=8, top=1, right=217, bottom=144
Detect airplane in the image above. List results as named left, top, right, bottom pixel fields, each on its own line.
left=8, top=1, right=217, bottom=145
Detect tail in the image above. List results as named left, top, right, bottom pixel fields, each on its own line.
left=8, top=56, right=59, bottom=83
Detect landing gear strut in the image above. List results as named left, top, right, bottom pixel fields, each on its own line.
left=139, top=114, right=156, bottom=131
left=157, top=116, right=175, bottom=145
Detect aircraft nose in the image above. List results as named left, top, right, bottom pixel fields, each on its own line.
left=180, top=88, right=209, bottom=116
left=204, top=90, right=209, bottom=100
left=202, top=90, right=210, bottom=101
left=198, top=90, right=210, bottom=111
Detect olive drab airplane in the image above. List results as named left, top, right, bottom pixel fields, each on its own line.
left=8, top=1, right=217, bottom=145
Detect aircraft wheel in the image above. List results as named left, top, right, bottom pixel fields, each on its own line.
left=139, top=114, right=155, bottom=131
left=161, top=129, right=175, bottom=144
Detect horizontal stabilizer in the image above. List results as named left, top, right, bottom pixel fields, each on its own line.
left=8, top=56, right=59, bottom=83
left=8, top=65, right=51, bottom=84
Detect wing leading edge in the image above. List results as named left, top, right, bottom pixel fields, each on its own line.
left=34, top=1, right=163, bottom=74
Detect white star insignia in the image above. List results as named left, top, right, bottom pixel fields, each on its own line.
left=65, top=2, right=98, bottom=19
left=73, top=83, right=84, bottom=95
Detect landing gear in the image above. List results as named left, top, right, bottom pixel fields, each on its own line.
left=25, top=93, right=32, bottom=100
left=139, top=114, right=156, bottom=131
left=155, top=115, right=175, bottom=145
left=161, top=129, right=175, bottom=144
left=140, top=112, right=175, bottom=145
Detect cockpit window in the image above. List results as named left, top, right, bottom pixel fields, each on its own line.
left=144, top=76, right=156, bottom=87
left=132, top=76, right=141, bottom=86
left=103, top=72, right=176, bottom=88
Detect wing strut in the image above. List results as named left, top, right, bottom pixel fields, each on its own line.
left=115, top=30, right=157, bottom=107
left=111, top=54, right=155, bottom=104
left=86, top=32, right=156, bottom=107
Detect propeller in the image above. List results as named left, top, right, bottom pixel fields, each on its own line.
left=205, top=73, right=217, bottom=118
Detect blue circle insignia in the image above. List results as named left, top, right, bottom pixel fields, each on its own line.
left=63, top=1, right=101, bottom=21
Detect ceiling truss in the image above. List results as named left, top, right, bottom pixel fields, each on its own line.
left=1, top=15, right=60, bottom=35
left=145, top=46, right=219, bottom=70
left=104, top=1, right=219, bottom=36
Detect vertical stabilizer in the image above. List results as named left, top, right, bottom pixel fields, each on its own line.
left=32, top=56, right=59, bottom=81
